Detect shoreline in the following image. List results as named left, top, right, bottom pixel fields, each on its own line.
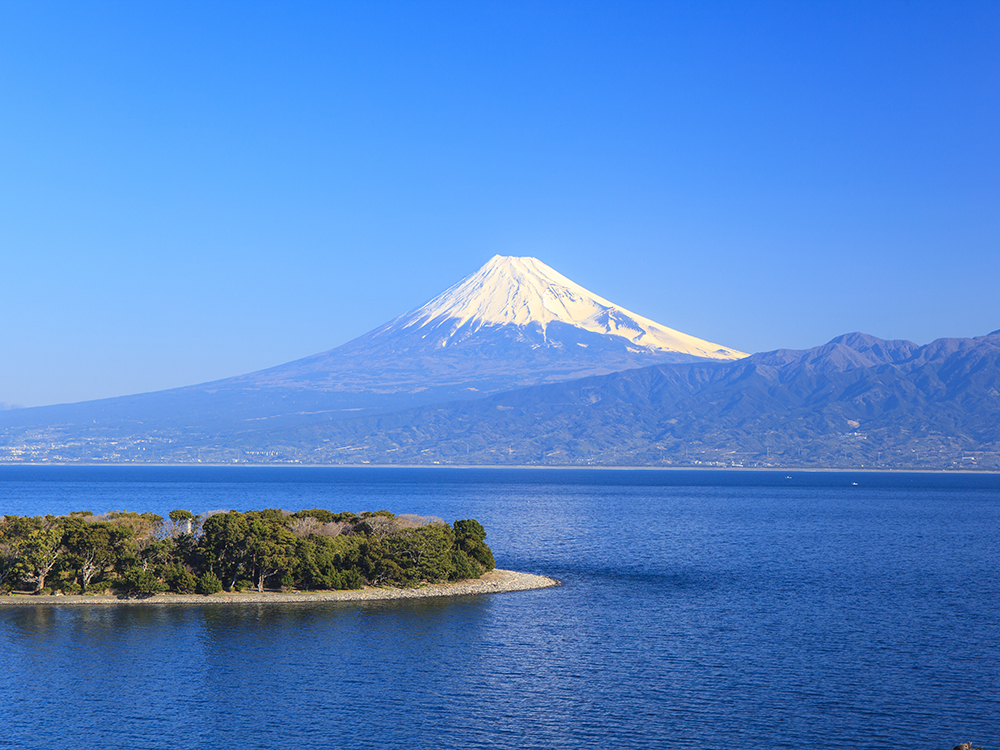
left=0, top=569, right=559, bottom=607
left=0, top=463, right=996, bottom=474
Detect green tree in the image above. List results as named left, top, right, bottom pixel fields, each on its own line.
left=293, top=535, right=365, bottom=590
left=118, top=566, right=166, bottom=597
left=450, top=548, right=480, bottom=581
left=453, top=519, right=495, bottom=574
left=291, top=538, right=324, bottom=589
left=200, top=512, right=250, bottom=589
left=385, top=524, right=456, bottom=582
left=15, top=526, right=65, bottom=593
left=64, top=522, right=134, bottom=591
left=165, top=565, right=197, bottom=594
left=0, top=516, right=22, bottom=591
left=195, top=571, right=223, bottom=595
left=139, top=538, right=177, bottom=574
left=358, top=537, right=405, bottom=586
left=244, top=517, right=298, bottom=592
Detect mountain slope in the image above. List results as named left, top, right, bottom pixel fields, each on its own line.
left=230, top=255, right=744, bottom=397
left=0, top=255, right=745, bottom=441
left=385, top=255, right=744, bottom=358
left=245, top=330, right=1000, bottom=469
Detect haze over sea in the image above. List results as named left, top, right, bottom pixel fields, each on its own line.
left=2, top=467, right=998, bottom=750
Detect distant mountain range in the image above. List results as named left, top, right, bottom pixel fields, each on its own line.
left=267, top=330, right=998, bottom=470
left=1, top=257, right=996, bottom=470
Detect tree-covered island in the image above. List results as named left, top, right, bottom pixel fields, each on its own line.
left=0, top=509, right=495, bottom=597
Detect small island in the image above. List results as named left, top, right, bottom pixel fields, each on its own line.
left=0, top=508, right=557, bottom=603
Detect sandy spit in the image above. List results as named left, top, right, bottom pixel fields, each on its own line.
left=0, top=569, right=559, bottom=607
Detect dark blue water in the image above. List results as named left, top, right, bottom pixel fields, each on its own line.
left=1, top=467, right=998, bottom=750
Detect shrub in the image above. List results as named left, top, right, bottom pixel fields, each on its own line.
left=86, top=580, right=112, bottom=594
left=165, top=566, right=197, bottom=594
left=233, top=579, right=253, bottom=592
left=196, top=572, right=223, bottom=595
left=118, top=566, right=166, bottom=597
left=450, top=549, right=483, bottom=581
left=321, top=570, right=342, bottom=590
left=341, top=570, right=364, bottom=590
left=59, top=581, right=82, bottom=595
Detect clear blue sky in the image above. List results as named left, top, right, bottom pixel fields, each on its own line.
left=1, top=1, right=997, bottom=407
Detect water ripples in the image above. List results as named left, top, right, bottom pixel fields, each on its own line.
left=2, top=470, right=999, bottom=749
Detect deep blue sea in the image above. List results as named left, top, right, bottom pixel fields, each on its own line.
left=1, top=467, right=998, bottom=750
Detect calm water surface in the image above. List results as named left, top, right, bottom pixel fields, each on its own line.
left=1, top=467, right=998, bottom=749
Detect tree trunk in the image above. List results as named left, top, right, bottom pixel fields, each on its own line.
left=30, top=563, right=54, bottom=593
left=80, top=556, right=98, bottom=590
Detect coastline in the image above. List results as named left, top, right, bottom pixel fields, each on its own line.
left=1, top=462, right=996, bottom=474
left=0, top=569, right=559, bottom=607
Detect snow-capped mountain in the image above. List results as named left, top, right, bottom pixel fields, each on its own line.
left=383, top=255, right=744, bottom=359
left=0, top=255, right=747, bottom=435
left=234, top=255, right=746, bottom=404
left=6, top=255, right=995, bottom=470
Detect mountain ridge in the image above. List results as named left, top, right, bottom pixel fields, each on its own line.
left=229, top=329, right=1000, bottom=470
left=3, top=329, right=996, bottom=470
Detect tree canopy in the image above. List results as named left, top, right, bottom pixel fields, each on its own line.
left=0, top=508, right=494, bottom=596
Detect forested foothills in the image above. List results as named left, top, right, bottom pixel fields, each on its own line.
left=0, top=509, right=495, bottom=596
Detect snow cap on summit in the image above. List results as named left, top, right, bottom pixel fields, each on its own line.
left=394, top=255, right=746, bottom=360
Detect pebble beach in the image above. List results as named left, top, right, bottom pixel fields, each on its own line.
left=0, top=569, right=559, bottom=606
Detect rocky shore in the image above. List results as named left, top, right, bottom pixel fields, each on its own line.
left=0, top=569, right=559, bottom=606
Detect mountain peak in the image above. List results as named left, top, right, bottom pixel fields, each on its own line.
left=402, top=255, right=610, bottom=331
left=388, top=255, right=746, bottom=360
